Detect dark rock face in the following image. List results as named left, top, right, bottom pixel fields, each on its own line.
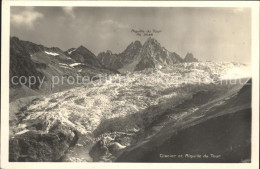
left=97, top=50, right=123, bottom=70
left=97, top=41, right=142, bottom=70
left=15, top=38, right=45, bottom=54
left=89, top=137, right=127, bottom=162
left=134, top=38, right=183, bottom=71
left=118, top=108, right=251, bottom=163
left=69, top=46, right=103, bottom=68
left=107, top=142, right=125, bottom=156
left=135, top=57, right=156, bottom=71
left=89, top=140, right=109, bottom=162
left=10, top=37, right=45, bottom=89
left=119, top=41, right=142, bottom=65
left=116, top=80, right=252, bottom=162
left=184, top=52, right=198, bottom=62
left=9, top=128, right=76, bottom=162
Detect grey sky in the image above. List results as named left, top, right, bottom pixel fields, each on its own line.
left=10, top=7, right=251, bottom=63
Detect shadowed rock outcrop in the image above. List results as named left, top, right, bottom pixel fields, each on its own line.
left=9, top=127, right=77, bottom=162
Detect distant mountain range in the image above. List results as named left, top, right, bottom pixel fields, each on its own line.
left=9, top=37, right=198, bottom=100
left=98, top=37, right=198, bottom=72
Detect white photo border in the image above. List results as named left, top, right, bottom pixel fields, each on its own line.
left=1, top=1, right=259, bottom=169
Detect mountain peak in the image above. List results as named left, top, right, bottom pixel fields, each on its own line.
left=75, top=45, right=95, bottom=55
left=69, top=45, right=103, bottom=68
left=11, top=36, right=20, bottom=41
left=132, top=40, right=142, bottom=46
left=106, top=50, right=113, bottom=55
left=127, top=40, right=142, bottom=48
left=143, top=37, right=160, bottom=48
left=98, top=38, right=184, bottom=72
left=134, top=38, right=183, bottom=71
left=77, top=45, right=87, bottom=50
left=184, top=52, right=198, bottom=62
left=145, top=37, right=157, bottom=43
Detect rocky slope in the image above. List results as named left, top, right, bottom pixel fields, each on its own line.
left=117, top=79, right=251, bottom=162
left=97, top=41, right=142, bottom=70
left=65, top=46, right=103, bottom=68
left=97, top=50, right=123, bottom=70
left=9, top=128, right=78, bottom=162
left=9, top=37, right=118, bottom=101
left=10, top=37, right=45, bottom=90
left=9, top=62, right=251, bottom=162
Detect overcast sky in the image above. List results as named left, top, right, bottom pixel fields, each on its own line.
left=10, top=7, right=251, bottom=63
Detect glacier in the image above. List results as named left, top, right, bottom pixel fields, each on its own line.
left=9, top=62, right=251, bottom=162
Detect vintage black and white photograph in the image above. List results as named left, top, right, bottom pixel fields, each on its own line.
left=1, top=1, right=259, bottom=166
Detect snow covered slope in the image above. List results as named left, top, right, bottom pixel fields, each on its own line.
left=10, top=62, right=251, bottom=162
